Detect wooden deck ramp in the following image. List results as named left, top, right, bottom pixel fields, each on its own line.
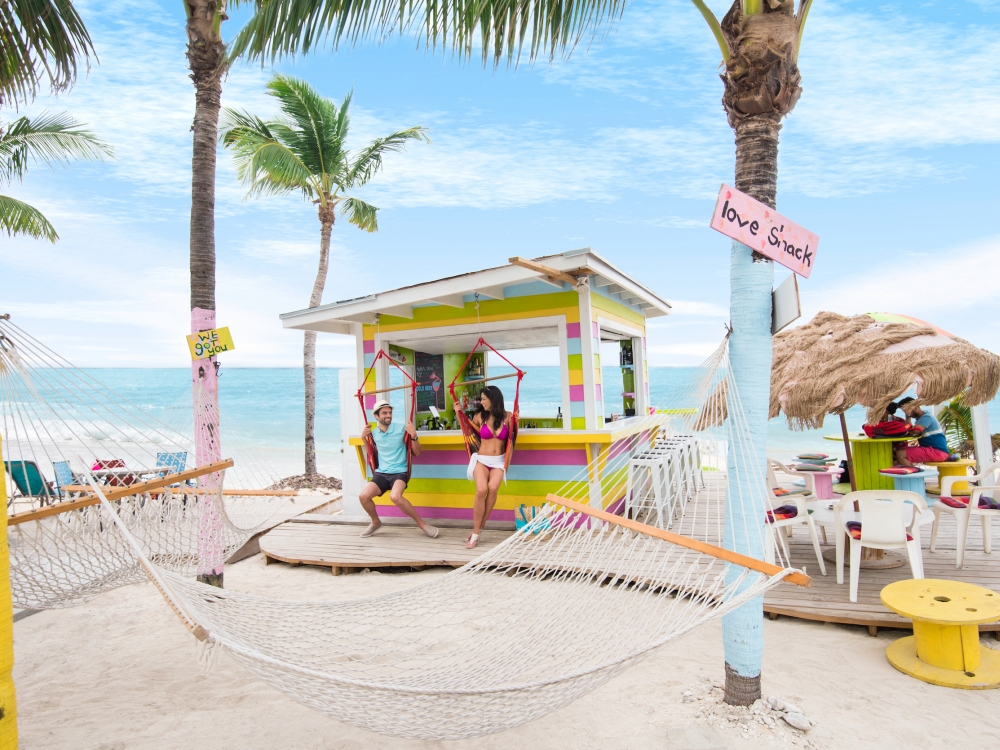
left=260, top=520, right=509, bottom=574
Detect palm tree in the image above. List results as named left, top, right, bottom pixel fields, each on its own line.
left=221, top=75, right=428, bottom=476
left=0, top=0, right=95, bottom=109
left=233, top=0, right=812, bottom=703
left=1, top=112, right=112, bottom=240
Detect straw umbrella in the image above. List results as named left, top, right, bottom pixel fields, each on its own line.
left=771, top=311, right=1000, bottom=490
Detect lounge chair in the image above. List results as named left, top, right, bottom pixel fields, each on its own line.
left=4, top=460, right=58, bottom=505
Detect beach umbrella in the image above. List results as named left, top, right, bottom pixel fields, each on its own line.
left=770, top=311, right=1000, bottom=489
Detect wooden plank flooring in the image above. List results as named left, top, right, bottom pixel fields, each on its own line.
left=259, top=522, right=508, bottom=572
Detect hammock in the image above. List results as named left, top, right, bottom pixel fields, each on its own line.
left=0, top=317, right=289, bottom=609
left=5, top=325, right=808, bottom=739
left=447, top=337, right=524, bottom=471
left=354, top=349, right=418, bottom=477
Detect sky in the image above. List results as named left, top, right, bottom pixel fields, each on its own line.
left=4, top=0, right=1000, bottom=369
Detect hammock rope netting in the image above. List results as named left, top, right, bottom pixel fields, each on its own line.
left=2, top=321, right=806, bottom=740
left=0, top=317, right=288, bottom=609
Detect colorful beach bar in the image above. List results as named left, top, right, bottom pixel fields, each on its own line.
left=280, top=249, right=672, bottom=524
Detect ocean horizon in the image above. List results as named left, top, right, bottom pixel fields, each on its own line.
left=78, top=367, right=1000, bottom=480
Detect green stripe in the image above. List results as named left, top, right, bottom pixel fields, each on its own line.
left=567, top=354, right=583, bottom=370
left=571, top=417, right=587, bottom=430
left=591, top=294, right=645, bottom=326
left=369, top=291, right=580, bottom=328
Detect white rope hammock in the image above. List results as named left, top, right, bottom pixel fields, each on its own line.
left=3, top=320, right=808, bottom=739
left=0, top=317, right=288, bottom=608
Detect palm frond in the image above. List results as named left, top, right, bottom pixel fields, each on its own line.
left=0, top=112, right=113, bottom=185
left=939, top=395, right=974, bottom=453
left=221, top=107, right=317, bottom=198
left=230, top=0, right=627, bottom=68
left=0, top=0, right=95, bottom=107
left=344, top=126, right=429, bottom=188
left=0, top=193, right=58, bottom=241
left=266, top=75, right=346, bottom=178
left=340, top=195, right=378, bottom=232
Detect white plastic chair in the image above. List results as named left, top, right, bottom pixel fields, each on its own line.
left=930, top=461, right=1000, bottom=568
left=769, top=459, right=824, bottom=497
left=835, top=490, right=927, bottom=603
left=764, top=464, right=826, bottom=575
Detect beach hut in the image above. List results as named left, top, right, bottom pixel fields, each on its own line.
left=279, top=249, right=672, bottom=524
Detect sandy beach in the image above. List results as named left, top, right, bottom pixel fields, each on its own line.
left=13, top=551, right=1000, bottom=750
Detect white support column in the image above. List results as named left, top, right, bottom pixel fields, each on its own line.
left=632, top=335, right=647, bottom=418
left=577, top=279, right=599, bottom=430
left=558, top=319, right=572, bottom=430
left=971, top=403, right=993, bottom=470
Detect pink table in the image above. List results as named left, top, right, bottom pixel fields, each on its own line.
left=802, top=467, right=843, bottom=499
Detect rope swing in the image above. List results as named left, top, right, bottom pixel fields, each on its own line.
left=355, top=348, right=418, bottom=476
left=447, top=337, right=524, bottom=471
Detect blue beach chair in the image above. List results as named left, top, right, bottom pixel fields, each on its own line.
left=4, top=460, right=57, bottom=505
left=52, top=460, right=76, bottom=498
left=156, top=452, right=189, bottom=487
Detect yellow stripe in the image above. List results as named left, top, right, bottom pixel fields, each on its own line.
left=568, top=369, right=584, bottom=385
left=363, top=293, right=580, bottom=333
left=591, top=295, right=646, bottom=327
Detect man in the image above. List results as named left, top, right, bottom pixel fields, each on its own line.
left=894, top=396, right=951, bottom=467
left=359, top=400, right=438, bottom=539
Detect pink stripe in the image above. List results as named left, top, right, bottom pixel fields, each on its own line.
left=569, top=384, right=585, bottom=401
left=591, top=321, right=599, bottom=338
left=512, top=449, right=587, bottom=465
left=595, top=384, right=602, bottom=401
left=412, top=450, right=472, bottom=466
left=363, top=340, right=376, bottom=354
left=566, top=322, right=581, bottom=338
left=376, top=506, right=515, bottom=522
left=364, top=395, right=376, bottom=409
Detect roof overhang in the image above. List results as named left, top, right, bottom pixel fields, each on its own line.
left=279, top=248, right=672, bottom=333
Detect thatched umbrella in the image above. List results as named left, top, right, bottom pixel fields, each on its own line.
left=771, top=311, right=1000, bottom=490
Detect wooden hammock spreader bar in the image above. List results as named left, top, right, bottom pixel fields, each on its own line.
left=451, top=372, right=520, bottom=388
left=8, top=459, right=235, bottom=526
left=545, top=494, right=812, bottom=589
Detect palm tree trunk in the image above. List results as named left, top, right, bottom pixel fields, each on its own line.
left=304, top=206, right=334, bottom=475
left=186, top=0, right=226, bottom=588
left=722, top=113, right=779, bottom=706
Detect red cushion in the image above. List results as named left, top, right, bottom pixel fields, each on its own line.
left=846, top=521, right=912, bottom=541
left=879, top=467, right=922, bottom=475
left=939, top=496, right=969, bottom=508
left=766, top=505, right=798, bottom=523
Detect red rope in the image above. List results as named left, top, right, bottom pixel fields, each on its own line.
left=355, top=349, right=418, bottom=477
left=446, top=337, right=524, bottom=469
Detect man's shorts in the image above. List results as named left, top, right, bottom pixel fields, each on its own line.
left=904, top=446, right=950, bottom=463
left=371, top=472, right=409, bottom=495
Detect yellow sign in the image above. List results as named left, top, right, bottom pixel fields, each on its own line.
left=187, top=327, right=235, bottom=360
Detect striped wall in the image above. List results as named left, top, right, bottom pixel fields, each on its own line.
left=565, top=321, right=587, bottom=429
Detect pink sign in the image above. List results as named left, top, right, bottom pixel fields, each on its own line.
left=710, top=184, right=819, bottom=278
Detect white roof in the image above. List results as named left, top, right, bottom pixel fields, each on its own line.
left=280, top=248, right=672, bottom=335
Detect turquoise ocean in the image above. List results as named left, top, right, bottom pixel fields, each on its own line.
left=86, top=367, right=1000, bottom=479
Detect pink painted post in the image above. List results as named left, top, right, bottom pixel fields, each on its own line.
left=192, top=307, right=224, bottom=587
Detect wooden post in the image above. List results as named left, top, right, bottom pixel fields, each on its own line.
left=0, top=437, right=19, bottom=748
left=839, top=413, right=857, bottom=493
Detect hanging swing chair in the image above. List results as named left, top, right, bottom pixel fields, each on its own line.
left=355, top=349, right=418, bottom=477
left=447, top=337, right=525, bottom=471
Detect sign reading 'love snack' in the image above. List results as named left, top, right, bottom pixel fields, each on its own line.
left=710, top=184, right=819, bottom=278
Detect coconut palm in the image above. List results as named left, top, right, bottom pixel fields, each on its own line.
left=234, top=0, right=812, bottom=703
left=221, top=75, right=428, bottom=476
left=1, top=112, right=112, bottom=241
left=0, top=0, right=95, bottom=108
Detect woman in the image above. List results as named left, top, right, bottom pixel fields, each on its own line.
left=465, top=385, right=511, bottom=549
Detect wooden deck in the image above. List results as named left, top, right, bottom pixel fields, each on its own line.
left=259, top=518, right=509, bottom=573
left=258, top=481, right=1000, bottom=634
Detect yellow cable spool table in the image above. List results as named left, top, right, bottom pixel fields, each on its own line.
left=881, top=579, right=1000, bottom=689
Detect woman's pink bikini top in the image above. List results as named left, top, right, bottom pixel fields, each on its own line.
left=480, top=420, right=509, bottom=441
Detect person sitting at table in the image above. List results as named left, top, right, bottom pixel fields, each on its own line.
left=893, top=397, right=950, bottom=467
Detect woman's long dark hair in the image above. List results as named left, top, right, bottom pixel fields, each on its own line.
left=478, top=385, right=507, bottom=434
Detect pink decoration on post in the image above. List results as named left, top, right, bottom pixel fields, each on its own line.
left=363, top=339, right=376, bottom=354
left=569, top=385, right=585, bottom=401
left=591, top=321, right=599, bottom=339
left=566, top=322, right=581, bottom=339
left=192, top=307, right=224, bottom=578
left=710, top=184, right=820, bottom=278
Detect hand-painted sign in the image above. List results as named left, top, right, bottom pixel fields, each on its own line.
left=187, top=327, right=235, bottom=360
left=711, top=184, right=819, bottom=278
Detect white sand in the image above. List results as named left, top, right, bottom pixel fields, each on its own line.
left=14, top=554, right=1000, bottom=750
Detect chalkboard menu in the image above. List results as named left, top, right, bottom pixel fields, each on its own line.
left=415, top=351, right=445, bottom=411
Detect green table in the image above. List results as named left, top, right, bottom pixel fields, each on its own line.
left=824, top=433, right=898, bottom=491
